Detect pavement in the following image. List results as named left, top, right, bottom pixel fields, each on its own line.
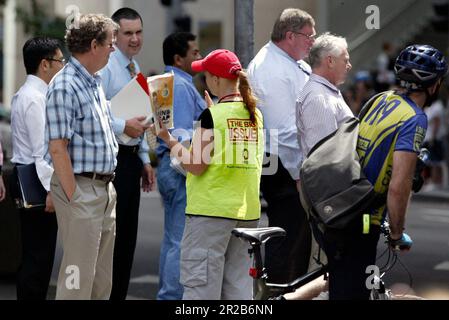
left=412, top=186, right=449, bottom=203
left=0, top=186, right=447, bottom=300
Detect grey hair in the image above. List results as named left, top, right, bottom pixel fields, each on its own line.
left=66, top=14, right=119, bottom=54
left=308, top=32, right=348, bottom=68
left=271, top=8, right=315, bottom=42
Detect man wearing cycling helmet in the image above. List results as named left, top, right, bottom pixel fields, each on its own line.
left=322, top=44, right=448, bottom=300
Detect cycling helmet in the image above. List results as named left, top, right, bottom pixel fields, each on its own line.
left=394, top=44, right=448, bottom=89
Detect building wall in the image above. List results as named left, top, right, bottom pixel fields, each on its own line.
left=253, top=0, right=317, bottom=53
left=8, top=0, right=402, bottom=100
left=4, top=0, right=48, bottom=107
left=5, top=0, right=318, bottom=94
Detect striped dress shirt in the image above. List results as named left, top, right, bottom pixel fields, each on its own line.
left=296, top=73, right=353, bottom=163
left=45, top=57, right=118, bottom=174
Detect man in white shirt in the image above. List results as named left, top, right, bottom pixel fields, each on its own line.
left=296, top=33, right=353, bottom=156
left=11, top=37, right=64, bottom=299
left=247, top=8, right=316, bottom=284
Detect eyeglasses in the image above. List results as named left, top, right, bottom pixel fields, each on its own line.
left=291, top=31, right=316, bottom=40
left=106, top=40, right=116, bottom=49
left=47, top=57, right=66, bottom=64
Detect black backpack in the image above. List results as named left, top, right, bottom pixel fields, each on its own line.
left=298, top=93, right=385, bottom=234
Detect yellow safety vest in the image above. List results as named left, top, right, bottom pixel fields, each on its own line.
left=186, top=102, right=263, bottom=220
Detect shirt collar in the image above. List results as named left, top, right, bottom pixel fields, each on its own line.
left=70, top=56, right=101, bottom=87
left=310, top=73, right=340, bottom=94
left=268, top=41, right=310, bottom=75
left=26, top=74, right=48, bottom=95
left=268, top=41, right=300, bottom=65
left=113, top=46, right=136, bottom=69
left=164, top=66, right=193, bottom=82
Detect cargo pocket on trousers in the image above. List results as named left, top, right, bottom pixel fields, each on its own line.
left=180, top=248, right=208, bottom=288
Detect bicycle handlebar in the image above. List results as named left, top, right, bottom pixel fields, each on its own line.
left=388, top=233, right=413, bottom=251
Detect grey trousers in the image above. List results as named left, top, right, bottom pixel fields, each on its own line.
left=51, top=174, right=116, bottom=300
left=180, top=215, right=258, bottom=300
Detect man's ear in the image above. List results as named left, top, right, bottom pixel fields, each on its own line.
left=91, top=39, right=98, bottom=52
left=327, top=55, right=334, bottom=68
left=40, top=59, right=50, bottom=72
left=173, top=54, right=183, bottom=68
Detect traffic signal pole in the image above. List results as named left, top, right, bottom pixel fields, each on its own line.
left=234, top=0, right=254, bottom=68
left=165, top=0, right=183, bottom=34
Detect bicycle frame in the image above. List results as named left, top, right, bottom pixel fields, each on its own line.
left=232, top=223, right=401, bottom=300
left=232, top=227, right=328, bottom=299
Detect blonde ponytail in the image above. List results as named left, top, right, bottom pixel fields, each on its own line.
left=238, top=71, right=258, bottom=126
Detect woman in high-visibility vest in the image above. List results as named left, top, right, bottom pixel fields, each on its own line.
left=154, top=49, right=264, bottom=300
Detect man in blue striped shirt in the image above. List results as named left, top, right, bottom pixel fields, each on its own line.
left=45, top=14, right=119, bottom=300
left=156, top=32, right=205, bottom=300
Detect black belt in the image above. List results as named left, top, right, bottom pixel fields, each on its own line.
left=76, top=172, right=115, bottom=183
left=119, top=144, right=140, bottom=154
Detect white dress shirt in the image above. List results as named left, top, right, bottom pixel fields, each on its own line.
left=100, top=47, right=150, bottom=165
left=11, top=75, right=53, bottom=191
left=247, top=41, right=311, bottom=180
left=296, top=73, right=353, bottom=162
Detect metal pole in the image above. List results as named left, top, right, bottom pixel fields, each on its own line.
left=3, top=0, right=16, bottom=109
left=234, top=0, right=254, bottom=68
left=166, top=0, right=183, bottom=34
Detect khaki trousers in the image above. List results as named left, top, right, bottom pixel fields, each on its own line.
left=51, top=174, right=116, bottom=300
left=180, top=215, right=258, bottom=300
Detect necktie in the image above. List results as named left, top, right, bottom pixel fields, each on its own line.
left=127, top=62, right=137, bottom=78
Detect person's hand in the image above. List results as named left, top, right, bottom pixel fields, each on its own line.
left=150, top=119, right=171, bottom=145
left=45, top=192, right=55, bottom=213
left=388, top=233, right=413, bottom=252
left=204, top=90, right=214, bottom=108
left=0, top=176, right=5, bottom=202
left=124, top=116, right=150, bottom=138
left=141, top=163, right=155, bottom=192
left=64, top=182, right=77, bottom=203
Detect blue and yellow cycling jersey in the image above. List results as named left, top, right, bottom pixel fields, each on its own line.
left=357, top=91, right=427, bottom=225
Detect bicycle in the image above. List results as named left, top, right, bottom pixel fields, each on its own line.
left=232, top=222, right=416, bottom=300
left=232, top=148, right=429, bottom=300
left=231, top=226, right=327, bottom=300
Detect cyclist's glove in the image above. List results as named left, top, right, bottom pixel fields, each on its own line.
left=388, top=233, right=413, bottom=251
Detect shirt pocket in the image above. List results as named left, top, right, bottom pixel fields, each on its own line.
left=180, top=248, right=208, bottom=288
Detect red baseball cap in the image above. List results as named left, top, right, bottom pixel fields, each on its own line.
left=191, top=49, right=242, bottom=79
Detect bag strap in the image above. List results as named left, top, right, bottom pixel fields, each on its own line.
left=357, top=91, right=392, bottom=121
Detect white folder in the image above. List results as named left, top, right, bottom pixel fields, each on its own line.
left=111, top=73, right=153, bottom=143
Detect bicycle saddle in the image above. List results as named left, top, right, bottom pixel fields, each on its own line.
left=232, top=227, right=286, bottom=244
